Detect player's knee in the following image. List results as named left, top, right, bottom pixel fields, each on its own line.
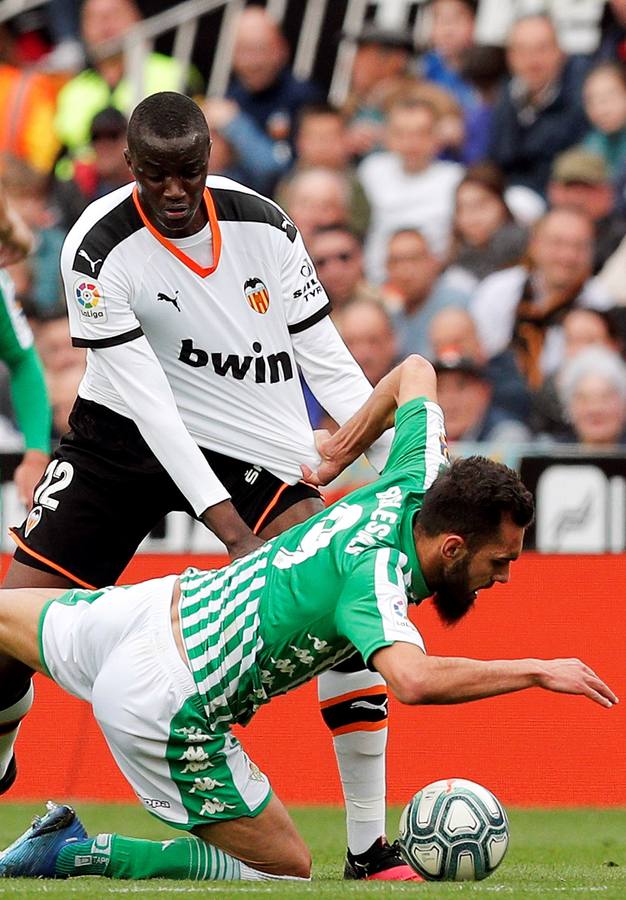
left=281, top=842, right=312, bottom=879
left=320, top=689, right=389, bottom=737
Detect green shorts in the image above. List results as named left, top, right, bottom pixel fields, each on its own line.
left=39, top=575, right=272, bottom=830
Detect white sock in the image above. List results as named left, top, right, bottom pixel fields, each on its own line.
left=318, top=668, right=387, bottom=855
left=0, top=682, right=34, bottom=779
left=240, top=862, right=310, bottom=881
left=334, top=726, right=388, bottom=855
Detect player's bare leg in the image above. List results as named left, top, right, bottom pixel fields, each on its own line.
left=0, top=574, right=67, bottom=793
left=193, top=794, right=311, bottom=878
left=0, top=794, right=311, bottom=881
left=258, top=497, right=410, bottom=880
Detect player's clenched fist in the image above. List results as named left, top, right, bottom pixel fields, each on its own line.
left=535, top=658, right=619, bottom=708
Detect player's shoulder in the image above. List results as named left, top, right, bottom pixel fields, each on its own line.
left=207, top=175, right=298, bottom=243
left=61, top=183, right=141, bottom=279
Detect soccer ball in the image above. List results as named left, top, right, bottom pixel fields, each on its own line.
left=397, top=778, right=509, bottom=881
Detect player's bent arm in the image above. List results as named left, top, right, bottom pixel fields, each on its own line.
left=372, top=643, right=618, bottom=709
left=303, top=355, right=437, bottom=485
left=291, top=316, right=395, bottom=473
left=95, top=339, right=261, bottom=557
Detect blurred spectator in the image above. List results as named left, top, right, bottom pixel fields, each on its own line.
left=0, top=26, right=61, bottom=173
left=55, top=0, right=202, bottom=156
left=281, top=168, right=350, bottom=247
left=557, top=345, right=626, bottom=445
left=358, top=97, right=464, bottom=282
left=307, top=226, right=382, bottom=313
left=459, top=43, right=508, bottom=162
left=423, top=0, right=478, bottom=105
left=54, top=107, right=131, bottom=231
left=202, top=97, right=290, bottom=196
left=429, top=305, right=531, bottom=422
left=531, top=308, right=623, bottom=437
left=470, top=207, right=613, bottom=388
left=384, top=228, right=471, bottom=357
left=595, top=0, right=626, bottom=62
left=33, top=315, right=86, bottom=378
left=225, top=5, right=322, bottom=171
left=582, top=62, right=626, bottom=177
left=422, top=0, right=489, bottom=163
left=275, top=104, right=370, bottom=236
left=341, top=25, right=415, bottom=159
left=37, top=0, right=84, bottom=73
left=434, top=349, right=530, bottom=441
left=548, top=147, right=626, bottom=273
left=447, top=162, right=528, bottom=284
left=2, top=156, right=65, bottom=318
left=334, top=297, right=398, bottom=386
left=488, top=15, right=589, bottom=195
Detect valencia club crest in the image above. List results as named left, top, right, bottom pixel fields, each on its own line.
left=243, top=277, right=270, bottom=314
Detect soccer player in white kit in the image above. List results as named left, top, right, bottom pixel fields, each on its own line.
left=1, top=92, right=408, bottom=878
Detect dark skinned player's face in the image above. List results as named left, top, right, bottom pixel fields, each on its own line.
left=124, top=132, right=210, bottom=238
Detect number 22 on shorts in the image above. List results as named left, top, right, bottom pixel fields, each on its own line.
left=33, top=460, right=74, bottom=511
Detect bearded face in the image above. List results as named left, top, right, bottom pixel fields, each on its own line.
left=431, top=554, right=477, bottom=625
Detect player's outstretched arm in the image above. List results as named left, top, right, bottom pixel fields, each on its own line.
left=372, top=643, right=618, bottom=709
left=303, top=354, right=437, bottom=486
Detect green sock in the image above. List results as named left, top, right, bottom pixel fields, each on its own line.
left=55, top=833, right=242, bottom=880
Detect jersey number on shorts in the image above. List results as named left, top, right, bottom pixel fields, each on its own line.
left=33, top=460, right=74, bottom=511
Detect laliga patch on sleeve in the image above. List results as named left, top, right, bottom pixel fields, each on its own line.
left=73, top=278, right=108, bottom=322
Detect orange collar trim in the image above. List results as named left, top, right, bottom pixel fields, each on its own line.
left=132, top=186, right=222, bottom=278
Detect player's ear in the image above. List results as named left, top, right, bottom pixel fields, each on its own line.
left=441, top=534, right=466, bottom=560
left=123, top=148, right=133, bottom=171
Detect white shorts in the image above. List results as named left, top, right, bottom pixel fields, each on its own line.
left=38, top=576, right=272, bottom=830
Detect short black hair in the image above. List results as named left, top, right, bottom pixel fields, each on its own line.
left=417, top=457, right=534, bottom=547
left=127, top=91, right=209, bottom=154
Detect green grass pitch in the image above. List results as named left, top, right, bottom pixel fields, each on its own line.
left=0, top=804, right=624, bottom=897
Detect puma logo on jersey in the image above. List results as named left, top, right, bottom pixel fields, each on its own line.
left=78, top=249, right=103, bottom=274
left=280, top=217, right=297, bottom=242
left=157, top=290, right=181, bottom=312
left=179, top=339, right=294, bottom=383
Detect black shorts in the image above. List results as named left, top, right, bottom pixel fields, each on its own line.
left=12, top=398, right=321, bottom=588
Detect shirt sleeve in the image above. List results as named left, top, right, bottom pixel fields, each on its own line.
left=0, top=273, right=51, bottom=452
left=279, top=226, right=332, bottom=333
left=90, top=337, right=231, bottom=516
left=383, top=398, right=449, bottom=488
left=291, top=315, right=393, bottom=473
left=335, top=546, right=425, bottom=667
left=61, top=230, right=143, bottom=349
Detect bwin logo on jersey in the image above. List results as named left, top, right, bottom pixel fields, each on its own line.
left=179, top=339, right=294, bottom=384
left=244, top=277, right=270, bottom=314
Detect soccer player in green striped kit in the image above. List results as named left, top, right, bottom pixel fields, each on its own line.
left=0, top=354, right=617, bottom=883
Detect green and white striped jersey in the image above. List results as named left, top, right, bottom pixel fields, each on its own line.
left=178, top=397, right=448, bottom=732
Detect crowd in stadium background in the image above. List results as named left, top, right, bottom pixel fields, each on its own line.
left=2, top=0, right=626, bottom=495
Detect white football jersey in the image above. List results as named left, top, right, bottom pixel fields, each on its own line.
left=61, top=176, right=378, bottom=514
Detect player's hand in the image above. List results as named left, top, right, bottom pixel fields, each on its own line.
left=14, top=450, right=49, bottom=508
left=536, top=658, right=619, bottom=708
left=227, top=533, right=264, bottom=560
left=300, top=430, right=345, bottom=486
left=201, top=499, right=264, bottom=560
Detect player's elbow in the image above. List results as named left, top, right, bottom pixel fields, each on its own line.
left=390, top=675, right=431, bottom=706
left=402, top=354, right=436, bottom=382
